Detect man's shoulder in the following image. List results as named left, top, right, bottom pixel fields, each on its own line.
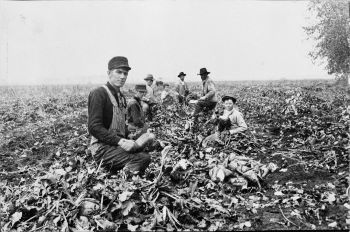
left=207, top=77, right=215, bottom=83
left=90, top=85, right=105, bottom=92
left=89, top=86, right=107, bottom=98
left=231, top=109, right=243, bottom=117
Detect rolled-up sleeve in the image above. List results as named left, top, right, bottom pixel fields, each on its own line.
left=88, top=89, right=122, bottom=145
left=229, top=111, right=248, bottom=134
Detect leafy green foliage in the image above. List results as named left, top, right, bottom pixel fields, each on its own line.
left=304, top=0, right=350, bottom=80
left=0, top=81, right=349, bottom=231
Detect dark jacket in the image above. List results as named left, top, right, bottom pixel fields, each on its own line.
left=88, top=82, right=127, bottom=146
left=127, top=96, right=145, bottom=128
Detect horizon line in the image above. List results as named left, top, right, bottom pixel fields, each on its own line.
left=0, top=78, right=334, bottom=87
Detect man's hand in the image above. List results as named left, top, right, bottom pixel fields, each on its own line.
left=118, top=139, right=137, bottom=151
left=220, top=130, right=230, bottom=139
left=229, top=129, right=236, bottom=135
left=142, top=97, right=150, bottom=102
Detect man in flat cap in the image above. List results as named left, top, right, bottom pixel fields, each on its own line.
left=87, top=56, right=152, bottom=176
left=142, top=74, right=157, bottom=120
left=175, top=72, right=189, bottom=105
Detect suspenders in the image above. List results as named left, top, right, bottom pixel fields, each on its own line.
left=102, top=85, right=126, bottom=138
left=89, top=85, right=126, bottom=151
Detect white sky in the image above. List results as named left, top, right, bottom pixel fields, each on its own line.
left=0, top=0, right=332, bottom=85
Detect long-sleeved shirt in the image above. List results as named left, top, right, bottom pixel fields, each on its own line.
left=88, top=82, right=127, bottom=146
left=145, top=85, right=156, bottom=103
left=127, top=96, right=145, bottom=128
left=202, top=77, right=218, bottom=102
left=219, top=108, right=248, bottom=134
left=175, top=80, right=189, bottom=96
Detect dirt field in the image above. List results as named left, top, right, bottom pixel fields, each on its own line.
left=0, top=80, right=349, bottom=231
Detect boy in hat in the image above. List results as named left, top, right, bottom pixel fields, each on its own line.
left=127, top=84, right=150, bottom=139
left=175, top=72, right=189, bottom=104
left=216, top=95, right=247, bottom=137
left=159, top=83, right=176, bottom=105
left=203, top=95, right=247, bottom=145
left=87, top=56, right=152, bottom=176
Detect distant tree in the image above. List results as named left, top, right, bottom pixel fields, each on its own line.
left=304, top=0, right=350, bottom=85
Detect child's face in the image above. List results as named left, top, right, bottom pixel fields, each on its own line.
left=223, top=99, right=234, bottom=111
left=137, top=91, right=146, bottom=98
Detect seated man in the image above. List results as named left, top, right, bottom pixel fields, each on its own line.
left=186, top=68, right=218, bottom=131
left=193, top=68, right=218, bottom=118
left=127, top=84, right=149, bottom=139
left=88, top=56, right=154, bottom=176
left=215, top=95, right=248, bottom=138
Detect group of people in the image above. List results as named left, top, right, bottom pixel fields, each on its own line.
left=87, top=56, right=248, bottom=176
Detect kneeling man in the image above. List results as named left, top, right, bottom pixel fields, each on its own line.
left=88, top=56, right=152, bottom=176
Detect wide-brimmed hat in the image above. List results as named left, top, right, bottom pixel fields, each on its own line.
left=144, top=74, right=154, bottom=81
left=178, top=72, right=186, bottom=77
left=135, top=84, right=147, bottom=93
left=198, top=68, right=210, bottom=76
left=221, top=95, right=237, bottom=103
left=108, top=56, right=131, bottom=71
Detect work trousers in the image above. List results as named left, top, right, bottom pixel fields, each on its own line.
left=217, top=118, right=232, bottom=132
left=94, top=144, right=151, bottom=175
left=193, top=100, right=217, bottom=117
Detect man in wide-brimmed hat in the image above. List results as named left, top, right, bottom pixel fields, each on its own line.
left=193, top=67, right=218, bottom=115
left=87, top=56, right=152, bottom=177
left=175, top=71, right=189, bottom=105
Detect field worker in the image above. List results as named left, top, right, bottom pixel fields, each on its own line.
left=88, top=56, right=152, bottom=176
left=191, top=68, right=218, bottom=120
left=215, top=95, right=247, bottom=137
left=154, top=80, right=164, bottom=100
left=127, top=84, right=150, bottom=139
left=160, top=83, right=176, bottom=105
left=142, top=74, right=157, bottom=121
left=175, top=72, right=189, bottom=105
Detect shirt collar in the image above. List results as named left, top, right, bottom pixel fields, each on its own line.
left=134, top=96, right=141, bottom=102
left=107, top=81, right=120, bottom=94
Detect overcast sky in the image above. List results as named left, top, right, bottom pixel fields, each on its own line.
left=0, top=0, right=332, bottom=85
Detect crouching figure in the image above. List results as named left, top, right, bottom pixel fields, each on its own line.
left=87, top=57, right=153, bottom=176
left=215, top=95, right=247, bottom=140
